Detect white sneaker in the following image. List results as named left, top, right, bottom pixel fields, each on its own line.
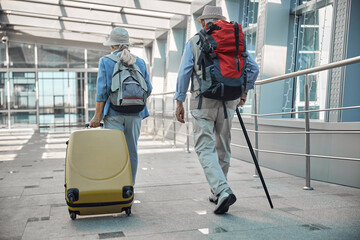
left=214, top=189, right=236, bottom=214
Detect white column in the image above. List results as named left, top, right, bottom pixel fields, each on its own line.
left=5, top=38, right=10, bottom=129
left=35, top=43, right=40, bottom=129
left=151, top=38, right=167, bottom=93
left=84, top=49, right=89, bottom=123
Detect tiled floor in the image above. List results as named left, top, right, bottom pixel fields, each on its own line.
left=0, top=128, right=359, bottom=240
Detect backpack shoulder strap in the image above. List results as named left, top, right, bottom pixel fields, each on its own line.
left=105, top=54, right=119, bottom=62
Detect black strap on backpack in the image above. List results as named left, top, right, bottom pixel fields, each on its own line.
left=192, top=69, right=203, bottom=110
left=233, top=22, right=240, bottom=71
left=196, top=30, right=208, bottom=82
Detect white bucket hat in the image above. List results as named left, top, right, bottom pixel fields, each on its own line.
left=196, top=5, right=226, bottom=23
left=103, top=27, right=131, bottom=46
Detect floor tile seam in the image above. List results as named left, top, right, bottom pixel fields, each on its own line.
left=254, top=193, right=352, bottom=198
left=289, top=205, right=360, bottom=212
left=274, top=203, right=360, bottom=211
left=132, top=197, right=201, bottom=204
left=19, top=186, right=25, bottom=198
left=122, top=227, right=208, bottom=238
left=203, top=222, right=311, bottom=235
left=50, top=233, right=100, bottom=239
left=274, top=196, right=360, bottom=204
left=9, top=192, right=64, bottom=198
left=135, top=181, right=209, bottom=189
left=208, top=225, right=320, bottom=236
left=19, top=191, right=65, bottom=198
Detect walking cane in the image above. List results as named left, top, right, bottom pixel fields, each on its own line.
left=236, top=108, right=273, bottom=209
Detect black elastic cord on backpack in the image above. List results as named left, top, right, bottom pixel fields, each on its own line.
left=192, top=69, right=203, bottom=109
left=234, top=22, right=240, bottom=71
left=222, top=101, right=228, bottom=119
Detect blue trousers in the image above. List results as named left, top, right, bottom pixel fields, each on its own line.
left=104, top=115, right=142, bottom=184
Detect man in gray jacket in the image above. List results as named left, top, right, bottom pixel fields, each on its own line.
left=174, top=5, right=259, bottom=214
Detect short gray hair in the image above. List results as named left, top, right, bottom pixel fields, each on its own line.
left=204, top=18, right=221, bottom=24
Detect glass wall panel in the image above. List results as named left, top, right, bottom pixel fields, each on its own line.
left=38, top=44, right=85, bottom=68
left=248, top=0, right=259, bottom=25
left=39, top=72, right=85, bottom=127
left=299, top=75, right=317, bottom=102
left=242, top=0, right=259, bottom=27
left=297, top=106, right=319, bottom=119
left=0, top=112, right=7, bottom=128
left=246, top=31, right=257, bottom=59
left=38, top=45, right=67, bottom=68
left=88, top=110, right=95, bottom=122
left=9, top=42, right=35, bottom=68
left=0, top=72, right=7, bottom=110
left=88, top=72, right=97, bottom=108
left=10, top=72, right=36, bottom=109
left=87, top=49, right=110, bottom=68
left=0, top=43, right=6, bottom=68
left=294, top=5, right=333, bottom=120
left=69, top=48, right=85, bottom=68
left=240, top=0, right=259, bottom=114
left=11, top=112, right=37, bottom=125
left=69, top=73, right=85, bottom=108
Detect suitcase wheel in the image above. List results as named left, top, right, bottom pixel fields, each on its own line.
left=70, top=212, right=77, bottom=220
left=125, top=207, right=131, bottom=216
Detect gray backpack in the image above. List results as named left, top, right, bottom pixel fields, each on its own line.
left=105, top=54, right=148, bottom=113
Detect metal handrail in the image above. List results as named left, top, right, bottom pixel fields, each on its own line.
left=255, top=56, right=360, bottom=85
left=232, top=128, right=360, bottom=135
left=241, top=105, right=360, bottom=117
left=151, top=91, right=176, bottom=96
left=232, top=143, right=360, bottom=162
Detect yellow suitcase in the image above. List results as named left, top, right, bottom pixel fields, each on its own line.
left=65, top=128, right=133, bottom=220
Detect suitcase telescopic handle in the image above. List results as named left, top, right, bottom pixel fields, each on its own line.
left=85, top=123, right=104, bottom=129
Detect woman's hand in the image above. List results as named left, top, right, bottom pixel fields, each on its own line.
left=89, top=115, right=101, bottom=128
left=89, top=102, right=105, bottom=128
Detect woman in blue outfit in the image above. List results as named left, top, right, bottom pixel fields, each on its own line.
left=89, top=27, right=152, bottom=184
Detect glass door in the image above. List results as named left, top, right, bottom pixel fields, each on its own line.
left=38, top=72, right=85, bottom=127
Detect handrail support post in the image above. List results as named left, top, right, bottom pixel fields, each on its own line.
left=153, top=97, right=156, bottom=140
left=253, top=86, right=259, bottom=178
left=304, top=74, right=314, bottom=190
left=162, top=95, right=165, bottom=142
left=186, top=97, right=190, bottom=153
left=173, top=99, right=176, bottom=147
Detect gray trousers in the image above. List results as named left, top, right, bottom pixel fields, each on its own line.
left=190, top=97, right=237, bottom=196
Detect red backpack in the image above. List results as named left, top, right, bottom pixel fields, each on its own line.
left=194, top=20, right=248, bottom=117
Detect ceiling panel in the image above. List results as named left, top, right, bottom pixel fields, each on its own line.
left=0, top=0, right=192, bottom=46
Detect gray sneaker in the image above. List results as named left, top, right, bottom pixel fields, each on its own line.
left=214, top=189, right=237, bottom=214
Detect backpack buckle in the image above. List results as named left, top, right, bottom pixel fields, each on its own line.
left=210, top=52, right=217, bottom=58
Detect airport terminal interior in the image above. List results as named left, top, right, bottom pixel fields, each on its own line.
left=0, top=0, right=359, bottom=239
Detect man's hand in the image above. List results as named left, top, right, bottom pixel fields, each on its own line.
left=236, top=92, right=248, bottom=108
left=175, top=100, right=185, bottom=123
